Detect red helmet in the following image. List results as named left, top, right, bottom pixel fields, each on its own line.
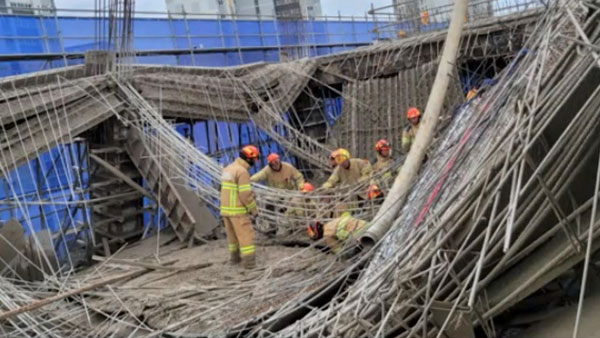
left=300, top=183, right=315, bottom=192
left=375, top=139, right=390, bottom=152
left=267, top=153, right=280, bottom=164
left=241, top=145, right=260, bottom=159
left=367, top=184, right=383, bottom=200
left=307, top=221, right=323, bottom=240
left=407, top=107, right=421, bottom=119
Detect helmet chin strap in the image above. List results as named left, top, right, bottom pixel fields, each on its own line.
left=244, top=157, right=255, bottom=166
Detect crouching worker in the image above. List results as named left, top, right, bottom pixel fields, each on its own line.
left=307, top=215, right=370, bottom=259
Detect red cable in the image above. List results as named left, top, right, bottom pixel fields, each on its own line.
left=413, top=120, right=477, bottom=228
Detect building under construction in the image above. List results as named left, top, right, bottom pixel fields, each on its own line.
left=1, top=0, right=600, bottom=337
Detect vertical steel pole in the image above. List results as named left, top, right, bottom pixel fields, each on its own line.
left=38, top=6, right=51, bottom=55
left=182, top=8, right=195, bottom=66
left=36, top=158, right=47, bottom=230
left=361, top=0, right=471, bottom=246
left=167, top=10, right=181, bottom=65
left=232, top=11, right=243, bottom=64
left=258, top=13, right=266, bottom=61
left=52, top=5, right=67, bottom=67
left=273, top=13, right=282, bottom=61
left=371, top=3, right=380, bottom=40
left=351, top=15, right=357, bottom=44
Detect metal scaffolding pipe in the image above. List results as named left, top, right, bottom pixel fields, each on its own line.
left=360, top=0, right=470, bottom=247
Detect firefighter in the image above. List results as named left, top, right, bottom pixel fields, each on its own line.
left=321, top=148, right=373, bottom=191
left=402, top=107, right=421, bottom=154
left=220, top=145, right=260, bottom=269
left=466, top=86, right=479, bottom=101
left=367, top=184, right=384, bottom=202
left=286, top=182, right=317, bottom=220
left=372, top=139, right=394, bottom=179
left=251, top=153, right=305, bottom=190
left=307, top=215, right=369, bottom=256
left=328, top=150, right=338, bottom=169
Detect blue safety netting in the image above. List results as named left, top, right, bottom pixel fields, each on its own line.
left=0, top=14, right=382, bottom=77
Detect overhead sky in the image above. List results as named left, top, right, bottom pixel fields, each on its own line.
left=321, top=0, right=390, bottom=16
left=55, top=0, right=392, bottom=16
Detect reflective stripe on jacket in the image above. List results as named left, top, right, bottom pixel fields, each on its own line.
left=220, top=158, right=258, bottom=217
left=323, top=215, right=369, bottom=253
left=402, top=123, right=420, bottom=154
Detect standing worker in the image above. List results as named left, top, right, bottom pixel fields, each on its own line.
left=321, top=148, right=373, bottom=190
left=220, top=145, right=260, bottom=269
left=372, top=139, right=394, bottom=177
left=402, top=107, right=421, bottom=154
left=251, top=153, right=305, bottom=190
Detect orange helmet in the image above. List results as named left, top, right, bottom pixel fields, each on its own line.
left=407, top=107, right=421, bottom=119
left=334, top=148, right=351, bottom=165
left=375, top=139, right=390, bottom=152
left=307, top=221, right=323, bottom=240
left=367, top=184, right=383, bottom=200
left=267, top=153, right=280, bottom=164
left=300, top=182, right=315, bottom=193
left=466, top=88, right=478, bottom=101
left=241, top=145, right=260, bottom=159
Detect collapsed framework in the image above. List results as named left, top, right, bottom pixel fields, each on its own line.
left=1, top=0, right=600, bottom=337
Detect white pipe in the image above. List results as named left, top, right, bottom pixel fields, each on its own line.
left=361, top=0, right=470, bottom=246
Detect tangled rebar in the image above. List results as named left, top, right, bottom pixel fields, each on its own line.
left=1, top=0, right=599, bottom=337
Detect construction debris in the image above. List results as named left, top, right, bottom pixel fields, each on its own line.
left=1, top=1, right=600, bottom=337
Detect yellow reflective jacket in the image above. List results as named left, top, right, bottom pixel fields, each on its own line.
left=321, top=158, right=373, bottom=190
left=373, top=154, right=394, bottom=177
left=402, top=123, right=420, bottom=154
left=220, top=158, right=257, bottom=217
left=250, top=162, right=305, bottom=190
left=286, top=197, right=317, bottom=219
left=323, top=215, right=369, bottom=253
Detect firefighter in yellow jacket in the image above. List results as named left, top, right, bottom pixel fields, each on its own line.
left=321, top=148, right=373, bottom=191
left=286, top=182, right=316, bottom=218
left=220, top=145, right=260, bottom=269
left=373, top=139, right=394, bottom=176
left=402, top=107, right=421, bottom=154
left=307, top=215, right=370, bottom=255
left=251, top=153, right=305, bottom=190
left=328, top=150, right=338, bottom=169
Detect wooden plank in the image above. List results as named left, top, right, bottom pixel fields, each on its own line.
left=89, top=153, right=155, bottom=201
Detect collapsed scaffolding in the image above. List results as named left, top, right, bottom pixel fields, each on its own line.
left=0, top=0, right=599, bottom=337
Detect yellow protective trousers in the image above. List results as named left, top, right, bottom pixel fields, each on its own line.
left=223, top=216, right=256, bottom=257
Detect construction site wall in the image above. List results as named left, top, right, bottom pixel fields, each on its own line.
left=0, top=12, right=383, bottom=77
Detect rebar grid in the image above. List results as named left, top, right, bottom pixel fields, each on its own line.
left=0, top=1, right=597, bottom=336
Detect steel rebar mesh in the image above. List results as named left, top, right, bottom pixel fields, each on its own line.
left=1, top=1, right=596, bottom=336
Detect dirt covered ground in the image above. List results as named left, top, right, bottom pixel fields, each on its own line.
left=73, top=230, right=347, bottom=335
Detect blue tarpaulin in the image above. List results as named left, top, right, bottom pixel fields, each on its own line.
left=0, top=15, right=385, bottom=77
